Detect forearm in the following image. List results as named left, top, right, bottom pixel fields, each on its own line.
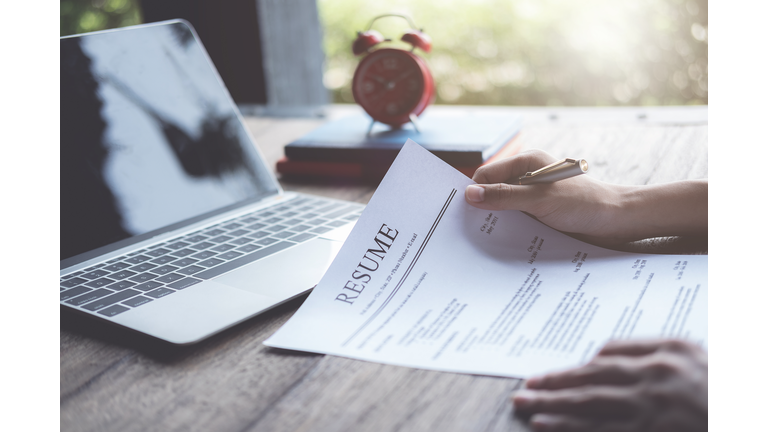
left=613, top=179, right=708, bottom=240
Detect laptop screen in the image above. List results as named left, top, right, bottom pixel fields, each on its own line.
left=61, top=21, right=279, bottom=262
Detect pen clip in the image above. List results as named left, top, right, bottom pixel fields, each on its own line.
left=522, top=158, right=577, bottom=178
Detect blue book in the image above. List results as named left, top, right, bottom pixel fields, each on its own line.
left=284, top=110, right=523, bottom=166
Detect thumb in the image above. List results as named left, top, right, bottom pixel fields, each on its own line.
left=465, top=183, right=540, bottom=212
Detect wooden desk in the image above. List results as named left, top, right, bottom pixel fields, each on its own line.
left=61, top=105, right=707, bottom=432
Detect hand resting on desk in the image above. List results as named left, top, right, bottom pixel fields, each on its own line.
left=464, top=149, right=707, bottom=246
left=512, top=339, right=708, bottom=432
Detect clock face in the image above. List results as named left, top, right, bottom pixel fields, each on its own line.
left=352, top=48, right=434, bottom=126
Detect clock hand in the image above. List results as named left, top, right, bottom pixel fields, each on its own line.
left=391, top=69, right=415, bottom=84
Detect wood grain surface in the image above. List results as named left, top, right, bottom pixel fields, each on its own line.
left=61, top=105, right=707, bottom=432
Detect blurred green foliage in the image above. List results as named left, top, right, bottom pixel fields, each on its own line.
left=60, top=0, right=707, bottom=106
left=60, top=0, right=142, bottom=36
left=319, top=0, right=707, bottom=106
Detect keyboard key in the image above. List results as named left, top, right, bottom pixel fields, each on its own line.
left=282, top=212, right=299, bottom=218
left=257, top=211, right=276, bottom=218
left=128, top=262, right=157, bottom=272
left=145, top=288, right=175, bottom=299
left=190, top=241, right=216, bottom=250
left=316, top=203, right=344, bottom=213
left=82, top=289, right=142, bottom=311
left=129, top=273, right=158, bottom=283
left=61, top=277, right=87, bottom=289
left=191, top=250, right=217, bottom=260
left=150, top=265, right=179, bottom=275
left=228, top=229, right=250, bottom=237
left=124, top=255, right=152, bottom=265
left=145, top=247, right=172, bottom=257
left=265, top=224, right=287, bottom=233
left=170, top=257, right=198, bottom=267
left=217, top=251, right=244, bottom=260
left=273, top=231, right=297, bottom=239
left=110, top=269, right=138, bottom=280
left=106, top=280, right=137, bottom=291
left=185, top=235, right=208, bottom=243
left=307, top=218, right=329, bottom=226
left=166, top=241, right=191, bottom=250
left=168, top=277, right=202, bottom=290
left=282, top=218, right=303, bottom=226
left=209, top=235, right=234, bottom=243
left=134, top=281, right=163, bottom=292
left=66, top=289, right=113, bottom=306
left=203, top=229, right=225, bottom=236
left=176, top=265, right=205, bottom=275
left=302, top=212, right=319, bottom=219
left=97, top=305, right=130, bottom=317
left=195, top=242, right=294, bottom=280
left=85, top=277, right=116, bottom=288
left=150, top=255, right=176, bottom=265
left=229, top=237, right=253, bottom=245
left=287, top=232, right=316, bottom=243
left=249, top=230, right=271, bottom=239
left=198, top=258, right=225, bottom=268
left=102, top=262, right=131, bottom=272
left=255, top=237, right=279, bottom=246
left=222, top=223, right=242, bottom=230
left=236, top=244, right=262, bottom=253
left=170, top=248, right=196, bottom=258
left=122, top=296, right=152, bottom=307
left=81, top=269, right=110, bottom=280
left=291, top=224, right=313, bottom=232
left=244, top=223, right=267, bottom=231
left=61, top=286, right=91, bottom=301
left=127, top=249, right=148, bottom=256
left=240, top=217, right=259, bottom=224
left=345, top=214, right=361, bottom=221
left=264, top=217, right=282, bottom=224
left=210, top=244, right=236, bottom=252
left=154, top=273, right=185, bottom=283
left=310, top=226, right=333, bottom=234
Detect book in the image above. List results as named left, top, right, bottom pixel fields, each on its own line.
left=283, top=110, right=524, bottom=166
left=277, top=133, right=524, bottom=182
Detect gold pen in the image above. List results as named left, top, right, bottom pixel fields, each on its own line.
left=517, top=158, right=589, bottom=185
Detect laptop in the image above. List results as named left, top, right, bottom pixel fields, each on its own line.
left=60, top=20, right=364, bottom=344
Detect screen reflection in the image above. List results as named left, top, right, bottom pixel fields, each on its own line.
left=60, top=22, right=278, bottom=261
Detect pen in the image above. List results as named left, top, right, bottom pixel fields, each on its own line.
left=517, top=158, right=589, bottom=185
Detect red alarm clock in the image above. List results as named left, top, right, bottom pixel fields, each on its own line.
left=351, top=14, right=435, bottom=131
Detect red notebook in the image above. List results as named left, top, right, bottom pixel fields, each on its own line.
left=277, top=134, right=524, bottom=182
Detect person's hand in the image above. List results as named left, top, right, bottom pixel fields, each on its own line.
left=512, top=339, right=708, bottom=432
left=465, top=149, right=707, bottom=245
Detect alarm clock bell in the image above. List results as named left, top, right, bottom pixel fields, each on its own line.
left=351, top=14, right=435, bottom=135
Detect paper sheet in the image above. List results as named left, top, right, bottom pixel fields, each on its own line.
left=264, top=140, right=707, bottom=378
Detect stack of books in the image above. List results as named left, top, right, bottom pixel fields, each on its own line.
left=277, top=110, right=524, bottom=182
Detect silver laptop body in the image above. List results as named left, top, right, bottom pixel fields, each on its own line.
left=60, top=20, right=362, bottom=344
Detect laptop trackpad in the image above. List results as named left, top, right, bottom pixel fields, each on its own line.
left=214, top=238, right=343, bottom=299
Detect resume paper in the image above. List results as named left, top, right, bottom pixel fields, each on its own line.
left=264, top=140, right=707, bottom=378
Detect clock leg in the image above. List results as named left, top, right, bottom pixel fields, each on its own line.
left=366, top=118, right=377, bottom=137
left=409, top=114, right=422, bottom=133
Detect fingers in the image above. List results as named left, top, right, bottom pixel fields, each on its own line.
left=597, top=338, right=702, bottom=357
left=526, top=357, right=640, bottom=390
left=527, top=413, right=636, bottom=432
left=513, top=386, right=637, bottom=418
left=472, top=149, right=558, bottom=184
left=465, top=182, right=549, bottom=211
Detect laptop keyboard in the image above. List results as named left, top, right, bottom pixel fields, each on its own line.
left=60, top=196, right=363, bottom=317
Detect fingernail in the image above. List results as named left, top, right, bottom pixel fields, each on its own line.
left=531, top=414, right=558, bottom=431
left=466, top=185, right=485, bottom=203
left=526, top=377, right=542, bottom=388
left=512, top=389, right=535, bottom=408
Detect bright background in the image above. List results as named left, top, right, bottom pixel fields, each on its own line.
left=60, top=0, right=708, bottom=106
